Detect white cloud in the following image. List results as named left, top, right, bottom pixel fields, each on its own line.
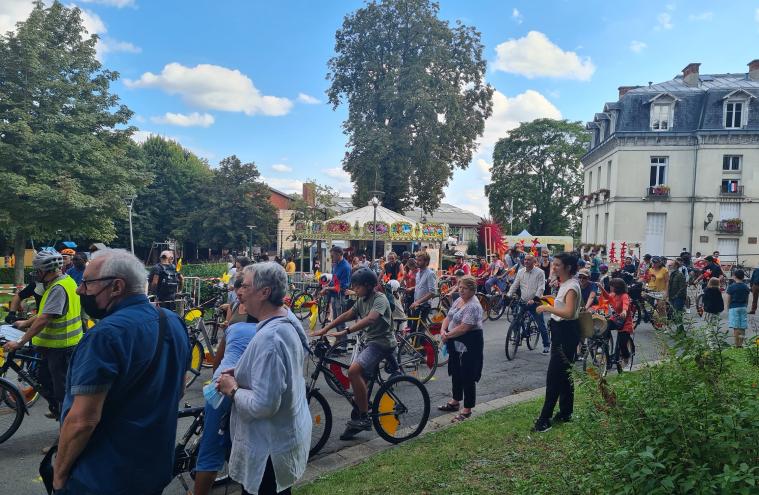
left=629, top=40, right=647, bottom=53
left=261, top=177, right=304, bottom=195
left=323, top=167, right=351, bottom=181
left=125, top=63, right=293, bottom=117
left=688, top=12, right=712, bottom=21
left=297, top=93, right=321, bottom=104
left=99, top=38, right=141, bottom=54
left=0, top=0, right=35, bottom=34
left=77, top=0, right=136, bottom=7
left=478, top=89, right=562, bottom=155
left=511, top=8, right=523, bottom=24
left=656, top=12, right=673, bottom=30
left=151, top=112, right=215, bottom=127
left=271, top=163, right=293, bottom=173
left=492, top=31, right=595, bottom=81
left=77, top=7, right=106, bottom=35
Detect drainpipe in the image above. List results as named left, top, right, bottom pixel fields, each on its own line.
left=688, top=135, right=701, bottom=253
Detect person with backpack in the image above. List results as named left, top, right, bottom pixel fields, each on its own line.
left=148, top=251, right=183, bottom=310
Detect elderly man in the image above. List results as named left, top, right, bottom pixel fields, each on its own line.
left=507, top=255, right=550, bottom=353
left=5, top=251, right=82, bottom=421
left=53, top=249, right=188, bottom=494
left=217, top=262, right=310, bottom=495
left=148, top=250, right=183, bottom=310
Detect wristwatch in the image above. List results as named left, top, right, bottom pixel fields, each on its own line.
left=230, top=386, right=239, bottom=399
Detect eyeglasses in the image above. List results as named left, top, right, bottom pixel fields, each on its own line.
left=240, top=283, right=252, bottom=289
left=80, top=277, right=116, bottom=291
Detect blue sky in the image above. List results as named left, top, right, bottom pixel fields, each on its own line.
left=3, top=0, right=759, bottom=216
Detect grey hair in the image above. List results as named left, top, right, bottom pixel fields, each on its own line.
left=92, top=249, right=148, bottom=295
left=243, top=262, right=287, bottom=306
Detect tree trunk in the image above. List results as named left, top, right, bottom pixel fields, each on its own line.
left=13, top=231, right=26, bottom=286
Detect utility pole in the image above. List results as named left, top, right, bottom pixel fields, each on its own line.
left=125, top=196, right=136, bottom=254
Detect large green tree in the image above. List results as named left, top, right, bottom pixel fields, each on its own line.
left=327, top=0, right=493, bottom=213
left=485, top=119, right=589, bottom=237
left=190, top=155, right=277, bottom=252
left=0, top=1, right=144, bottom=282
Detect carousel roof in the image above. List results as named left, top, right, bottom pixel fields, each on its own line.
left=326, top=204, right=417, bottom=225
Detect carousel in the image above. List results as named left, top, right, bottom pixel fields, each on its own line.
left=293, top=204, right=448, bottom=268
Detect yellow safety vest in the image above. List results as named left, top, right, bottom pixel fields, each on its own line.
left=32, top=275, right=83, bottom=348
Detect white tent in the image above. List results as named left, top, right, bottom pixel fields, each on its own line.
left=328, top=204, right=417, bottom=226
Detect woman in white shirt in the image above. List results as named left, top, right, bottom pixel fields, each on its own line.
left=534, top=252, right=581, bottom=433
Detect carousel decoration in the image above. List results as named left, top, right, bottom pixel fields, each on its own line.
left=326, top=219, right=351, bottom=235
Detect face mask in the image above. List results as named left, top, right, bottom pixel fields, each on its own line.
left=80, top=283, right=114, bottom=320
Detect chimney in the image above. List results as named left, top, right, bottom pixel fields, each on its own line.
left=682, top=63, right=701, bottom=87
left=749, top=59, right=759, bottom=82
left=618, top=86, right=640, bottom=99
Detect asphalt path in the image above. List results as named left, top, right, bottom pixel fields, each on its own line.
left=0, top=308, right=676, bottom=495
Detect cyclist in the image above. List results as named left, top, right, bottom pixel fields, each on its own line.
left=4, top=251, right=82, bottom=421
left=607, top=278, right=633, bottom=371
left=148, top=250, right=183, bottom=310
left=408, top=251, right=437, bottom=331
left=484, top=254, right=508, bottom=294
left=312, top=268, right=397, bottom=440
left=507, top=254, right=550, bottom=353
left=577, top=269, right=599, bottom=310
left=448, top=251, right=471, bottom=276
left=382, top=251, right=404, bottom=281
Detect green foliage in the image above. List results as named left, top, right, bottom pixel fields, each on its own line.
left=0, top=268, right=32, bottom=285
left=289, top=183, right=340, bottom=228
left=466, top=238, right=479, bottom=256
left=327, top=0, right=493, bottom=213
left=486, top=119, right=588, bottom=236
left=572, top=321, right=759, bottom=494
left=180, top=263, right=229, bottom=280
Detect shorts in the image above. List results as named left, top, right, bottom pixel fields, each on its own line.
left=728, top=307, right=748, bottom=330
left=353, top=342, right=394, bottom=377
left=195, top=396, right=232, bottom=472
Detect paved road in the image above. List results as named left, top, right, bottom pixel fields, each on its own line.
left=0, top=311, right=670, bottom=495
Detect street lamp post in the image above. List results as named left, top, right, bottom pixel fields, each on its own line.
left=368, top=196, right=381, bottom=261
left=125, top=196, right=136, bottom=254
left=246, top=225, right=255, bottom=258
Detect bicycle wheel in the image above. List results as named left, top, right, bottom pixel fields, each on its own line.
left=631, top=302, right=642, bottom=329
left=185, top=339, right=204, bottom=388
left=504, top=300, right=517, bottom=323
left=583, top=340, right=610, bottom=377
left=525, top=319, right=540, bottom=350
left=372, top=375, right=430, bottom=444
left=322, top=340, right=353, bottom=395
left=627, top=337, right=636, bottom=370
left=0, top=379, right=25, bottom=443
left=308, top=389, right=332, bottom=457
left=505, top=321, right=520, bottom=360
left=318, top=296, right=330, bottom=325
left=696, top=294, right=704, bottom=317
left=475, top=293, right=490, bottom=323
left=428, top=330, right=448, bottom=366
left=488, top=295, right=506, bottom=321
left=292, top=292, right=314, bottom=321
left=397, top=332, right=437, bottom=383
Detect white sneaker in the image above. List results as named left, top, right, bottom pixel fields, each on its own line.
left=542, top=346, right=550, bottom=354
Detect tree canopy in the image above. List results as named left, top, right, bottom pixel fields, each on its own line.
left=485, top=119, right=589, bottom=237
left=0, top=1, right=144, bottom=281
left=327, top=0, right=493, bottom=213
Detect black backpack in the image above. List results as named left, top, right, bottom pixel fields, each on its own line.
left=155, top=264, right=179, bottom=300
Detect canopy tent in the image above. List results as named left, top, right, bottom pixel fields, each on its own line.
left=293, top=204, right=448, bottom=242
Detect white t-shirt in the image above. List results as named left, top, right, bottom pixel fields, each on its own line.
left=551, top=278, right=581, bottom=321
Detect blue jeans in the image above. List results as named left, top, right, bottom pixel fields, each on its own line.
left=527, top=302, right=550, bottom=347
left=485, top=277, right=507, bottom=293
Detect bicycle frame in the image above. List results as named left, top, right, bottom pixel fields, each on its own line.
left=0, top=344, right=42, bottom=411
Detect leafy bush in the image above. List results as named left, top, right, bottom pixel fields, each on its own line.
left=0, top=267, right=32, bottom=285
left=570, top=319, right=759, bottom=494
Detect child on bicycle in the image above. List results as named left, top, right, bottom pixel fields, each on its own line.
left=607, top=278, right=633, bottom=371
left=312, top=268, right=397, bottom=440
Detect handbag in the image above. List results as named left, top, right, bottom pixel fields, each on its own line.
left=578, top=308, right=594, bottom=339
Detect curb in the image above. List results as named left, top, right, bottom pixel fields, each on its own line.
left=296, top=357, right=662, bottom=487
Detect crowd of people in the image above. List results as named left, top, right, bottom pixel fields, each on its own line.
left=1, top=240, right=753, bottom=493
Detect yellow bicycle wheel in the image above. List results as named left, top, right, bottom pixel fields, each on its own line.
left=185, top=340, right=203, bottom=388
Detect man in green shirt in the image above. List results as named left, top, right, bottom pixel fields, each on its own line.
left=313, top=267, right=396, bottom=438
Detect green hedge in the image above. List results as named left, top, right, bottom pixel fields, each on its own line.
left=180, top=263, right=229, bottom=279
left=0, top=268, right=32, bottom=285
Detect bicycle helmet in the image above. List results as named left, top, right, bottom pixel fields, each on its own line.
left=319, top=273, right=332, bottom=284
left=33, top=251, right=64, bottom=273
left=454, top=269, right=465, bottom=277
left=351, top=267, right=378, bottom=289
left=454, top=251, right=466, bottom=258
left=388, top=279, right=401, bottom=293
left=600, top=264, right=608, bottom=272
left=60, top=248, right=75, bottom=256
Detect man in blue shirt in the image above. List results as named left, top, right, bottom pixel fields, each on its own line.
left=320, top=246, right=352, bottom=349
left=65, top=252, right=87, bottom=285
left=54, top=249, right=188, bottom=495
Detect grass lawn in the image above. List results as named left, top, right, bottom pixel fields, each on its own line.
left=296, top=347, right=759, bottom=495
left=296, top=389, right=593, bottom=495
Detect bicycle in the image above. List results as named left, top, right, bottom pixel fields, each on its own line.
left=0, top=337, right=42, bottom=443
left=172, top=404, right=230, bottom=492
left=504, top=300, right=542, bottom=360
left=403, top=311, right=448, bottom=366
left=306, top=337, right=430, bottom=457
left=486, top=288, right=509, bottom=321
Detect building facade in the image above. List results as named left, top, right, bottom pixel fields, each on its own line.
left=581, top=61, right=759, bottom=265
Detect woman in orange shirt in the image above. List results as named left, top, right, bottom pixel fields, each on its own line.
left=607, top=278, right=634, bottom=372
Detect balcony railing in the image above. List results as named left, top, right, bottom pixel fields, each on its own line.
left=646, top=185, right=670, bottom=199
left=716, top=219, right=743, bottom=234
left=719, top=185, right=744, bottom=197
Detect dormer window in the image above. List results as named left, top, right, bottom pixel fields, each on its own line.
left=722, top=90, right=753, bottom=129
left=724, top=101, right=744, bottom=128
left=651, top=103, right=672, bottom=130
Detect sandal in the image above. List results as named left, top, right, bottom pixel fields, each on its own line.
left=437, top=402, right=460, bottom=412
left=451, top=411, right=472, bottom=423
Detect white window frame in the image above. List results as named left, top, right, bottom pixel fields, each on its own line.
left=606, top=160, right=612, bottom=189
left=722, top=155, right=741, bottom=172
left=650, top=157, right=668, bottom=187
left=650, top=103, right=673, bottom=131
left=597, top=166, right=601, bottom=190
left=724, top=100, right=747, bottom=129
